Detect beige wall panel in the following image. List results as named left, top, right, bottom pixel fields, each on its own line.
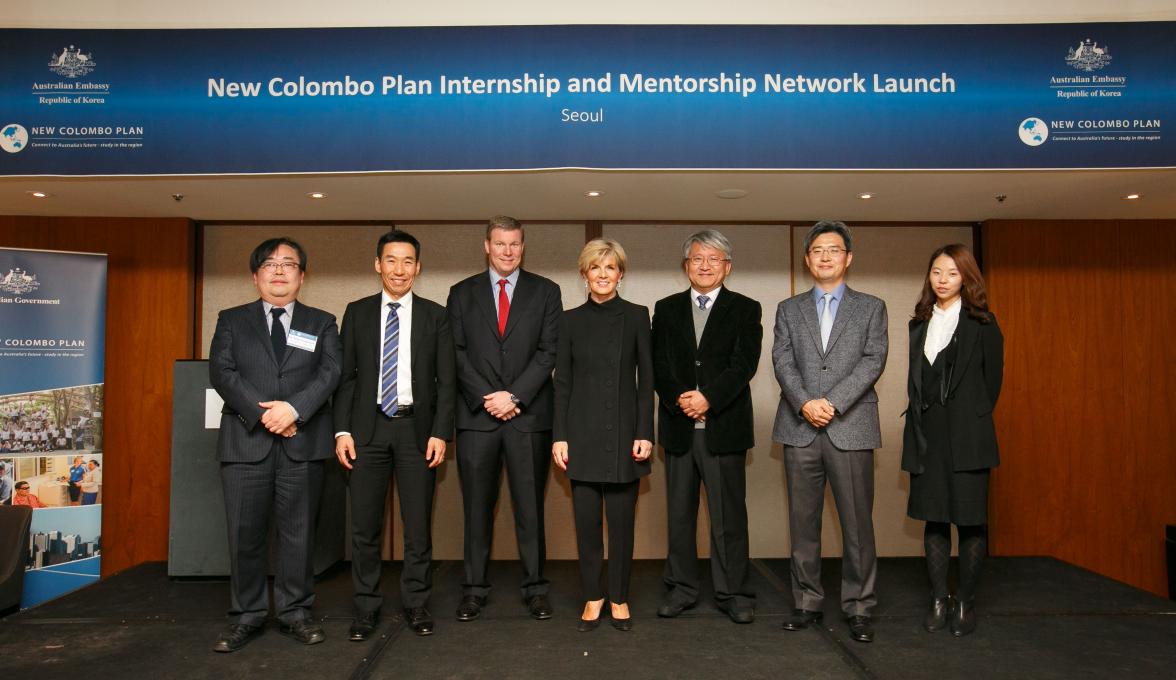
left=790, top=225, right=974, bottom=558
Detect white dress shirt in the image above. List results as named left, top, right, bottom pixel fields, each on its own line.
left=924, top=298, right=962, bottom=365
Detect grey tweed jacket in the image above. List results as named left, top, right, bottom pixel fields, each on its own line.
left=771, top=285, right=888, bottom=451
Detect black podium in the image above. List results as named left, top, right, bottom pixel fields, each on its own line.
left=167, top=360, right=344, bottom=577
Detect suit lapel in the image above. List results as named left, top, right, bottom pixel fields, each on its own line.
left=949, top=313, right=979, bottom=393
left=823, top=287, right=857, bottom=355
left=697, top=286, right=734, bottom=352
left=799, top=288, right=823, bottom=354
left=910, top=320, right=927, bottom=402
left=476, top=272, right=501, bottom=338
left=283, top=303, right=317, bottom=367
left=247, top=299, right=279, bottom=366
left=362, top=294, right=382, bottom=371
left=410, top=296, right=425, bottom=378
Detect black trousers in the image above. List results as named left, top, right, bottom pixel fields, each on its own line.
left=349, top=413, right=436, bottom=613
left=571, top=479, right=639, bottom=603
left=221, top=444, right=323, bottom=626
left=456, top=426, right=551, bottom=599
left=663, top=430, right=755, bottom=609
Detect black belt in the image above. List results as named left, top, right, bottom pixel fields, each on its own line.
left=382, top=405, right=415, bottom=419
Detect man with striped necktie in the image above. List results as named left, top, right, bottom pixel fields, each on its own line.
left=334, top=229, right=456, bottom=640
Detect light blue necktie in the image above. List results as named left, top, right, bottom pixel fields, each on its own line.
left=379, top=302, right=400, bottom=416
left=820, top=293, right=834, bottom=352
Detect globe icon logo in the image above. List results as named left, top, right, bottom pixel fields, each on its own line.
left=1018, top=118, right=1049, bottom=146
left=1, top=123, right=29, bottom=153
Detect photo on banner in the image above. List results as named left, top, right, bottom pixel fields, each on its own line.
left=0, top=248, right=107, bottom=609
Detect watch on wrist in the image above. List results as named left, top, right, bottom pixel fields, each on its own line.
left=509, top=393, right=520, bottom=405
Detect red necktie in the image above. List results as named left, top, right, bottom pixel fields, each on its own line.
left=497, top=279, right=510, bottom=336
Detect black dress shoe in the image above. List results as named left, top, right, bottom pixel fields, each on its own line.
left=213, top=623, right=262, bottom=653
left=717, top=601, right=755, bottom=624
left=577, top=616, right=602, bottom=632
left=279, top=619, right=326, bottom=645
left=349, top=611, right=379, bottom=641
left=526, top=595, right=553, bottom=620
left=847, top=615, right=874, bottom=643
left=456, top=595, right=486, bottom=622
left=924, top=597, right=952, bottom=633
left=782, top=608, right=823, bottom=631
left=404, top=607, right=434, bottom=636
left=950, top=599, right=977, bottom=637
left=656, top=599, right=696, bottom=618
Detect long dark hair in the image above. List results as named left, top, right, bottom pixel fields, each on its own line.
left=913, top=244, right=993, bottom=323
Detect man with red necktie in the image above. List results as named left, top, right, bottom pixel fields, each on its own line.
left=446, top=215, right=563, bottom=623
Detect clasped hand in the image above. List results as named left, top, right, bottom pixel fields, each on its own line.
left=677, top=390, right=710, bottom=420
left=801, top=398, right=835, bottom=428
left=483, top=391, right=520, bottom=421
left=259, top=400, right=297, bottom=437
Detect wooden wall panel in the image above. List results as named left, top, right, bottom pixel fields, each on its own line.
left=0, top=217, right=196, bottom=576
left=985, top=220, right=1176, bottom=596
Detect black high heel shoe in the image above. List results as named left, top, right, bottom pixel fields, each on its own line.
left=609, top=602, right=632, bottom=631
left=578, top=600, right=604, bottom=632
left=950, top=599, right=977, bottom=637
left=924, top=596, right=952, bottom=632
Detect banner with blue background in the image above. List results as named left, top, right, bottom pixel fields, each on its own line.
left=0, top=248, right=106, bottom=608
left=0, top=23, right=1172, bottom=174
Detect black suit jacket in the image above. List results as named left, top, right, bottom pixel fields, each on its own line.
left=901, top=312, right=1004, bottom=474
left=553, top=296, right=653, bottom=483
left=333, top=293, right=456, bottom=449
left=652, top=287, right=763, bottom=453
left=446, top=269, right=562, bottom=432
left=209, top=300, right=342, bottom=463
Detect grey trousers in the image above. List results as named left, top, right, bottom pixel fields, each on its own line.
left=783, top=431, right=877, bottom=617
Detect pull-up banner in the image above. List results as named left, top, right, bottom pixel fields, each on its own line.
left=0, top=23, right=1172, bottom=174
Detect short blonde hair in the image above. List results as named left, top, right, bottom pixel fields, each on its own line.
left=578, top=238, right=628, bottom=277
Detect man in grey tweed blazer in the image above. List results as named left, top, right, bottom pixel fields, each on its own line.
left=209, top=237, right=341, bottom=652
left=772, top=222, right=888, bottom=643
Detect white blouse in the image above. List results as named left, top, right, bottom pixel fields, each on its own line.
left=924, top=298, right=962, bottom=365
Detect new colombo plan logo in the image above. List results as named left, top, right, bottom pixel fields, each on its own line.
left=1, top=124, right=29, bottom=153
left=1018, top=118, right=1048, bottom=146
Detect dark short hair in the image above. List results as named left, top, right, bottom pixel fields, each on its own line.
left=803, top=221, right=853, bottom=253
left=376, top=229, right=421, bottom=260
left=486, top=215, right=523, bottom=241
left=89, top=460, right=100, bottom=467
left=249, top=237, right=307, bottom=273
left=15, top=481, right=29, bottom=490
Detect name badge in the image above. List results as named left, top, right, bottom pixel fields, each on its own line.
left=287, top=330, right=318, bottom=352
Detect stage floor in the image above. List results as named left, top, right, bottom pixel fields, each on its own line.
left=2, top=557, right=1174, bottom=679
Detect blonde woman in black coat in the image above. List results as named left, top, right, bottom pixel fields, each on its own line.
left=902, top=243, right=1003, bottom=637
left=553, top=238, right=654, bottom=632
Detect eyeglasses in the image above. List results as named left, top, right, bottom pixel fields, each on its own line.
left=259, top=261, right=301, bottom=273
left=687, top=256, right=730, bottom=267
left=807, top=247, right=846, bottom=257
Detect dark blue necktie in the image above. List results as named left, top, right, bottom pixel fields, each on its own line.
left=380, top=302, right=401, bottom=416
left=270, top=307, right=286, bottom=361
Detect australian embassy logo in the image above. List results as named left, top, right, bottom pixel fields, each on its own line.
left=1, top=124, right=29, bottom=153
left=49, top=45, right=96, bottom=78
left=1065, top=39, right=1111, bottom=72
left=0, top=268, right=41, bottom=295
left=1019, top=118, right=1048, bottom=146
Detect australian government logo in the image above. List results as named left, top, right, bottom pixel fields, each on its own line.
left=1051, top=38, right=1126, bottom=100
left=33, top=45, right=110, bottom=106
left=0, top=268, right=42, bottom=295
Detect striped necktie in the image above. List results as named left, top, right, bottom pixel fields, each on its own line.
left=380, top=302, right=400, bottom=417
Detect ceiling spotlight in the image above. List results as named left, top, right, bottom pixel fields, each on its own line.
left=857, top=192, right=873, bottom=200
left=584, top=190, right=603, bottom=198
left=306, top=191, right=327, bottom=199
left=26, top=191, right=50, bottom=198
left=1122, top=193, right=1141, bottom=200
left=715, top=189, right=748, bottom=200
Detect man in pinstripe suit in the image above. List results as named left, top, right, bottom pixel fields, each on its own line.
left=209, top=237, right=342, bottom=652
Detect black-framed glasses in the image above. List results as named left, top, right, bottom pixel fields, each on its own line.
left=259, top=261, right=301, bottom=273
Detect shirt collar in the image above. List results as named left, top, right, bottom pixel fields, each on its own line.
left=931, top=297, right=962, bottom=318
left=811, top=282, right=846, bottom=304
left=690, top=286, right=721, bottom=304
left=262, top=299, right=296, bottom=316
left=382, top=289, right=414, bottom=309
left=489, top=267, right=520, bottom=287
